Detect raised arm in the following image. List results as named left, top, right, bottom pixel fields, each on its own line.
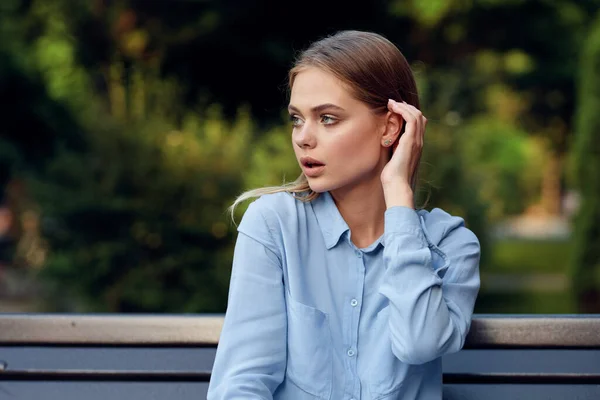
left=378, top=207, right=480, bottom=365
left=207, top=203, right=287, bottom=399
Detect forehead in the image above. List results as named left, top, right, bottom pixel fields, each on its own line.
left=290, top=67, right=353, bottom=106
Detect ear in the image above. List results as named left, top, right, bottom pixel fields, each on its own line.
left=381, top=111, right=403, bottom=147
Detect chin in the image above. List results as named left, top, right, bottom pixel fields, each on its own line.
left=307, top=177, right=348, bottom=194
left=307, top=183, right=330, bottom=194
left=306, top=168, right=380, bottom=195
left=306, top=178, right=332, bottom=194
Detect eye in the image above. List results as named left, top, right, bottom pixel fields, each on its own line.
left=321, top=115, right=337, bottom=125
left=289, top=114, right=303, bottom=127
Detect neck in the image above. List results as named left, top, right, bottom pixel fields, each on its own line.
left=330, top=178, right=387, bottom=249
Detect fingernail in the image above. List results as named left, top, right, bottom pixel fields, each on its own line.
left=388, top=99, right=394, bottom=103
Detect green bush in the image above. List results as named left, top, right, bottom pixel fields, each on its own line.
left=34, top=109, right=254, bottom=312
left=570, top=12, right=600, bottom=313
left=475, top=291, right=576, bottom=314
left=488, top=239, right=573, bottom=274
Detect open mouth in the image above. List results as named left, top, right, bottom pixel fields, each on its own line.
left=300, top=156, right=325, bottom=168
left=300, top=157, right=326, bottom=176
left=305, top=161, right=324, bottom=168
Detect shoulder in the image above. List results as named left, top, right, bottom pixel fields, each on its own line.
left=252, top=191, right=302, bottom=214
left=240, top=192, right=301, bottom=226
left=417, top=207, right=480, bottom=249
left=237, top=192, right=303, bottom=243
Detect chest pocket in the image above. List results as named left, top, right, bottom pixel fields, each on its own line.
left=286, top=296, right=333, bottom=399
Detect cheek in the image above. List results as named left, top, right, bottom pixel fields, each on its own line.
left=331, top=126, right=380, bottom=166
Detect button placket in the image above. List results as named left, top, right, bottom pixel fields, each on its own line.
left=344, top=243, right=364, bottom=399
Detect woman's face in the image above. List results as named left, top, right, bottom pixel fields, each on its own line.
left=288, top=67, right=387, bottom=194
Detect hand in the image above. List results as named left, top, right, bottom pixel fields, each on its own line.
left=380, top=99, right=427, bottom=209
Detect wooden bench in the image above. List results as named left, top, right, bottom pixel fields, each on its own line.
left=0, top=314, right=599, bottom=399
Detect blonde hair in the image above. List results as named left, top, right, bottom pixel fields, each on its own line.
left=229, top=30, right=421, bottom=220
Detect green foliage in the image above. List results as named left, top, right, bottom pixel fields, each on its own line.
left=228, top=117, right=300, bottom=220
left=243, top=117, right=299, bottom=191
left=34, top=107, right=254, bottom=312
left=570, top=12, right=600, bottom=312
left=475, top=291, right=576, bottom=314
left=389, top=0, right=457, bottom=26
left=2, top=0, right=600, bottom=313
left=488, top=239, right=573, bottom=274
left=459, top=117, right=546, bottom=220
left=417, top=120, right=491, bottom=266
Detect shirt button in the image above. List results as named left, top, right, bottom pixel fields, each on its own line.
left=350, top=299, right=358, bottom=307
left=355, top=250, right=362, bottom=258
left=347, top=349, right=355, bottom=357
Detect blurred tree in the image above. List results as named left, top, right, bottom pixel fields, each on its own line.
left=0, top=0, right=85, bottom=182
left=33, top=107, right=254, bottom=312
left=389, top=0, right=600, bottom=216
left=3, top=0, right=599, bottom=312
left=570, top=12, right=600, bottom=313
left=458, top=116, right=546, bottom=220
left=0, top=0, right=257, bottom=312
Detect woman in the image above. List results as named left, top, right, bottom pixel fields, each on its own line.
left=208, top=30, right=480, bottom=400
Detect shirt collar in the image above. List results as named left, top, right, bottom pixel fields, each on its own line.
left=311, top=191, right=350, bottom=250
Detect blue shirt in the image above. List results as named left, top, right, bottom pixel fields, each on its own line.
left=208, top=191, right=480, bottom=400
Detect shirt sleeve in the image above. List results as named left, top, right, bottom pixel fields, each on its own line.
left=207, top=201, right=287, bottom=399
left=378, top=206, right=480, bottom=365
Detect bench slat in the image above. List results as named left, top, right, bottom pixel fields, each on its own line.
left=1, top=314, right=599, bottom=349
left=2, top=369, right=600, bottom=385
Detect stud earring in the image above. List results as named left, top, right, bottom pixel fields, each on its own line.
left=384, top=139, right=391, bottom=146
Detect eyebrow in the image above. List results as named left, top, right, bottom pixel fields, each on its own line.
left=287, top=103, right=346, bottom=115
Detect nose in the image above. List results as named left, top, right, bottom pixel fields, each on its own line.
left=293, top=123, right=316, bottom=149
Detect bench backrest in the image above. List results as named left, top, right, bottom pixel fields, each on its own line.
left=0, top=314, right=599, bottom=399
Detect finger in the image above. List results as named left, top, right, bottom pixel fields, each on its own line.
left=399, top=102, right=426, bottom=148
left=388, top=100, right=419, bottom=139
left=401, top=103, right=426, bottom=129
left=394, top=104, right=423, bottom=183
left=388, top=100, right=418, bottom=123
left=396, top=102, right=421, bottom=146
left=388, top=102, right=426, bottom=187
left=420, top=117, right=426, bottom=147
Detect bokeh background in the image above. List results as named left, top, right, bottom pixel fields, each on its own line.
left=1, top=0, right=599, bottom=314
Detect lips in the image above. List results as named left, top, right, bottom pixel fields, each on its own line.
left=300, top=156, right=326, bottom=177
left=300, top=156, right=325, bottom=168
